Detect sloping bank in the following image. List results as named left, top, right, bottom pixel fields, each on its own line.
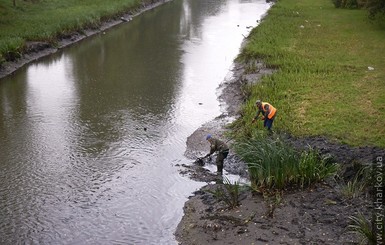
left=175, top=50, right=382, bottom=245
left=175, top=0, right=384, bottom=244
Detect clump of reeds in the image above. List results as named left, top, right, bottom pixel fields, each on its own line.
left=341, top=165, right=371, bottom=199
left=233, top=133, right=339, bottom=191
left=206, top=177, right=242, bottom=209
left=348, top=212, right=377, bottom=245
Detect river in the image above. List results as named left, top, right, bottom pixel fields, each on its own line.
left=0, top=0, right=270, bottom=244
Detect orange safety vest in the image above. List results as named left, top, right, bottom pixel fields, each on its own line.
left=261, top=102, right=277, bottom=119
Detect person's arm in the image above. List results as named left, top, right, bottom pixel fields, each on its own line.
left=252, top=110, right=261, bottom=123
left=205, top=141, right=217, bottom=157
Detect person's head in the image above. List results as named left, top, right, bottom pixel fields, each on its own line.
left=255, top=99, right=262, bottom=107
left=206, top=134, right=212, bottom=142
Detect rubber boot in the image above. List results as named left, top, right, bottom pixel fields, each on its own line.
left=217, top=164, right=223, bottom=175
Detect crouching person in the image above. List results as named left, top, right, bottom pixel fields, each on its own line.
left=204, top=134, right=229, bottom=175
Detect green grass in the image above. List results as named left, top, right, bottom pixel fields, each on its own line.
left=206, top=177, right=243, bottom=209
left=233, top=132, right=339, bottom=190
left=0, top=0, right=146, bottom=63
left=340, top=165, right=371, bottom=199
left=237, top=0, right=385, bottom=147
left=348, top=213, right=379, bottom=245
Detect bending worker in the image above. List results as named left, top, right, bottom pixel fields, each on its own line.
left=252, top=99, right=277, bottom=131
left=204, top=134, right=229, bottom=175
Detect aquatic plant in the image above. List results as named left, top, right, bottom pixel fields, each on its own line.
left=233, top=133, right=339, bottom=190
left=206, top=177, right=242, bottom=209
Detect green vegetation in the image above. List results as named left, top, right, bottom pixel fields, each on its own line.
left=236, top=0, right=385, bottom=147
left=0, top=0, right=149, bottom=64
left=348, top=213, right=378, bottom=244
left=233, top=133, right=339, bottom=191
left=340, top=165, right=371, bottom=199
left=206, top=177, right=243, bottom=209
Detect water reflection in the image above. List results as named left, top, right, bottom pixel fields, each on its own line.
left=0, top=0, right=271, bottom=244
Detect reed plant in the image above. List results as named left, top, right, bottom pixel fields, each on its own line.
left=340, top=165, right=371, bottom=199
left=348, top=213, right=377, bottom=245
left=206, top=177, right=242, bottom=209
left=234, top=133, right=339, bottom=190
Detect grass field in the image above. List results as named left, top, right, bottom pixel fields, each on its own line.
left=237, top=0, right=385, bottom=147
left=0, top=0, right=143, bottom=63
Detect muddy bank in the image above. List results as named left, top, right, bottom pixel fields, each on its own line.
left=176, top=59, right=384, bottom=244
left=175, top=182, right=372, bottom=245
left=0, top=0, right=170, bottom=80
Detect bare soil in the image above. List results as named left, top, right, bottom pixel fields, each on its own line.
left=175, top=61, right=384, bottom=245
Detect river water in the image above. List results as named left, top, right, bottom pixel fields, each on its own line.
left=0, top=0, right=270, bottom=244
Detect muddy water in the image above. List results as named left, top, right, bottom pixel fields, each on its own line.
left=0, top=0, right=270, bottom=244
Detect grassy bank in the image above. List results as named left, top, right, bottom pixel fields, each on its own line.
left=237, top=0, right=385, bottom=147
left=0, top=0, right=150, bottom=64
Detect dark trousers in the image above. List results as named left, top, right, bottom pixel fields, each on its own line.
left=264, top=116, right=275, bottom=130
left=216, top=150, right=229, bottom=173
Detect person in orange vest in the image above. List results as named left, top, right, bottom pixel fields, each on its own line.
left=251, top=100, right=277, bottom=131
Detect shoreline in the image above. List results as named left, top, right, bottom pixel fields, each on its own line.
left=0, top=0, right=170, bottom=80
left=1, top=1, right=383, bottom=244
left=176, top=56, right=384, bottom=244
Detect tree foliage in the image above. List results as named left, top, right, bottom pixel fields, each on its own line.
left=332, top=0, right=385, bottom=21
left=366, top=0, right=385, bottom=19
left=12, top=0, right=39, bottom=7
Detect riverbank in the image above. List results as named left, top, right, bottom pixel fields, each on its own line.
left=1, top=0, right=383, bottom=244
left=0, top=0, right=169, bottom=79
left=175, top=0, right=385, bottom=243
left=175, top=58, right=384, bottom=245
left=237, top=0, right=385, bottom=148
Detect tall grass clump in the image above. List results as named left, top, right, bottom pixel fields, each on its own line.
left=206, top=177, right=242, bottom=209
left=348, top=213, right=377, bottom=245
left=234, top=133, right=339, bottom=190
left=340, top=165, right=371, bottom=199
left=0, top=37, right=24, bottom=61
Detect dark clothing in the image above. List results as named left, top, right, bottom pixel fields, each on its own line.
left=264, top=116, right=275, bottom=130
left=208, top=138, right=229, bottom=174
